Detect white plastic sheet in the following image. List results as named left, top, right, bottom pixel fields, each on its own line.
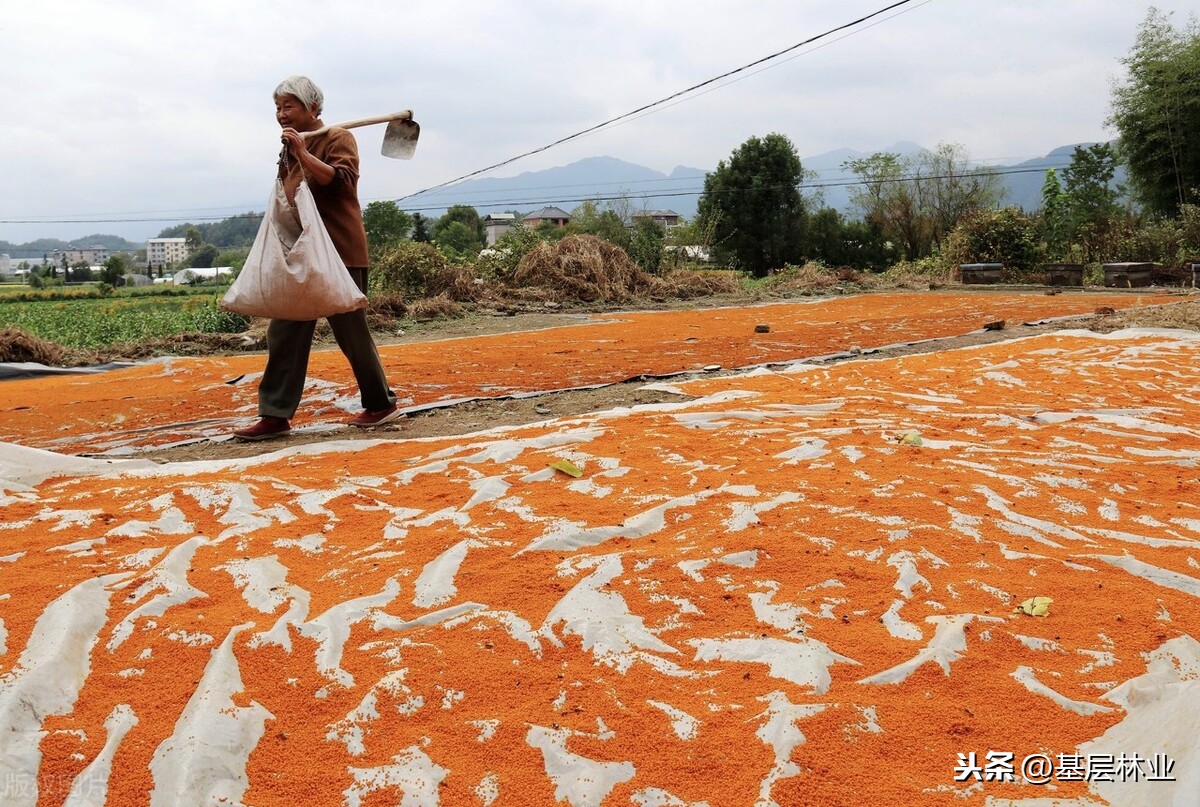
left=221, top=180, right=367, bottom=321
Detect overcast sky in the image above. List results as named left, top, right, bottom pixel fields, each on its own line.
left=2, top=0, right=1195, bottom=246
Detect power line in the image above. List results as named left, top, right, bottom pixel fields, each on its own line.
left=0, top=162, right=1070, bottom=226
left=396, top=164, right=1072, bottom=212
left=385, top=160, right=1073, bottom=209
left=395, top=0, right=928, bottom=203
left=566, top=0, right=939, bottom=142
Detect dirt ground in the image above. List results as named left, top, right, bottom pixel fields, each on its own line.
left=141, top=289, right=1200, bottom=464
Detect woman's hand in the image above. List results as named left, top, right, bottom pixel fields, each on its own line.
left=280, top=127, right=309, bottom=160
left=279, top=127, right=335, bottom=185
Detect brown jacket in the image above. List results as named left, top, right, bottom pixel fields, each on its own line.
left=279, top=126, right=370, bottom=268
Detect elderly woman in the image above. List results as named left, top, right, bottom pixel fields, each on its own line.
left=234, top=76, right=399, bottom=441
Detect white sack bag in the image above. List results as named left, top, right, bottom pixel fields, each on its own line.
left=221, top=179, right=368, bottom=321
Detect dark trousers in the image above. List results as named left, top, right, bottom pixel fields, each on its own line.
left=257, top=268, right=396, bottom=419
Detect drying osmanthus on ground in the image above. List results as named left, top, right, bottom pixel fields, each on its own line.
left=1, top=290, right=1197, bottom=806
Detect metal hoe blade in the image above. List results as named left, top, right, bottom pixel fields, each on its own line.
left=302, top=111, right=421, bottom=160
left=381, top=118, right=420, bottom=160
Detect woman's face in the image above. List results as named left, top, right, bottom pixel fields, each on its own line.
left=275, top=94, right=319, bottom=131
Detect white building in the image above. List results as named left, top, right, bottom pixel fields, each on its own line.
left=64, top=246, right=110, bottom=265
left=147, top=237, right=188, bottom=270
left=484, top=213, right=517, bottom=245
left=0, top=254, right=11, bottom=276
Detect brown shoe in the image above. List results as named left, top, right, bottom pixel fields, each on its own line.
left=348, top=404, right=402, bottom=428
left=233, top=416, right=291, bottom=441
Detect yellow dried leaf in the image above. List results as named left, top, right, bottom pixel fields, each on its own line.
left=549, top=459, right=583, bottom=478
left=1016, top=596, right=1053, bottom=617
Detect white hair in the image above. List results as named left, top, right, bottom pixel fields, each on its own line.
left=274, top=76, right=324, bottom=115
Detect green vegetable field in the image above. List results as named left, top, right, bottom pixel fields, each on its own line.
left=0, top=288, right=248, bottom=348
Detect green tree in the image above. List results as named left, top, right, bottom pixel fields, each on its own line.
left=845, top=143, right=999, bottom=260
left=69, top=260, right=91, bottom=282
left=100, top=254, right=127, bottom=286
left=1181, top=202, right=1200, bottom=261
left=805, top=208, right=846, bottom=267
left=535, top=219, right=569, bottom=242
left=362, top=200, right=414, bottom=249
left=369, top=241, right=449, bottom=296
left=432, top=205, right=485, bottom=253
left=158, top=216, right=260, bottom=247
left=1109, top=8, right=1200, bottom=216
left=943, top=207, right=1043, bottom=278
left=207, top=213, right=263, bottom=247
left=1039, top=168, right=1068, bottom=258
left=568, top=200, right=631, bottom=249
left=845, top=152, right=926, bottom=260
left=629, top=219, right=665, bottom=275
left=919, top=142, right=1002, bottom=250
left=697, top=132, right=808, bottom=277
left=411, top=213, right=431, bottom=243
left=806, top=207, right=893, bottom=270
left=1110, top=213, right=1183, bottom=266
left=185, top=226, right=204, bottom=254
left=840, top=219, right=895, bottom=270
left=215, top=247, right=250, bottom=271
left=189, top=244, right=220, bottom=268
left=1060, top=143, right=1123, bottom=262
left=182, top=225, right=222, bottom=269
left=434, top=221, right=478, bottom=259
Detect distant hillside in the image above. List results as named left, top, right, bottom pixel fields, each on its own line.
left=0, top=222, right=259, bottom=261
left=995, top=143, right=1127, bottom=211
left=1, top=145, right=1124, bottom=254
left=799, top=141, right=929, bottom=213
left=402, top=156, right=708, bottom=220
left=396, top=142, right=1100, bottom=222
left=800, top=141, right=1125, bottom=214
left=156, top=213, right=263, bottom=248
left=0, top=234, right=142, bottom=261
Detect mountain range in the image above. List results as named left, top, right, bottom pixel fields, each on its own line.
left=0, top=143, right=1113, bottom=256
left=400, top=142, right=1112, bottom=223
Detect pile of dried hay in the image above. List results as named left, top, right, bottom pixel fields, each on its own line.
left=104, top=332, right=258, bottom=360
left=510, top=235, right=649, bottom=303
left=0, top=326, right=259, bottom=365
left=427, top=264, right=482, bottom=302
left=407, top=294, right=465, bottom=321
left=0, top=326, right=69, bottom=365
left=763, top=261, right=845, bottom=293
left=879, top=258, right=951, bottom=289
left=648, top=269, right=744, bottom=300
left=832, top=267, right=872, bottom=286
left=366, top=293, right=408, bottom=330
left=1092, top=299, right=1200, bottom=333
